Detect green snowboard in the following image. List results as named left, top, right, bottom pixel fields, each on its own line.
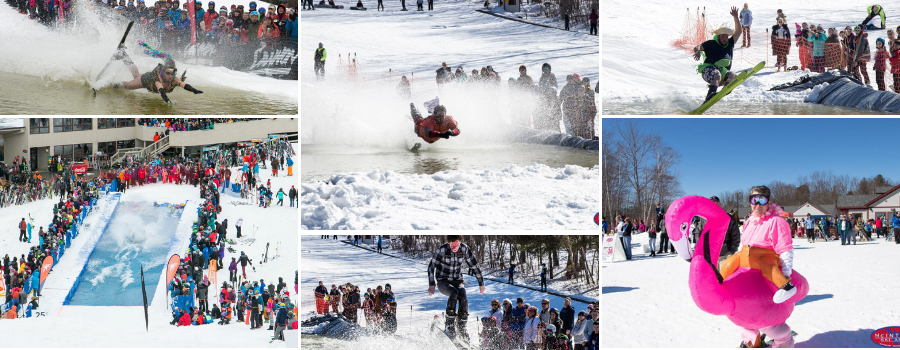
left=688, top=61, right=765, bottom=115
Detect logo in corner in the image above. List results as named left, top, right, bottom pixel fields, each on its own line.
left=594, top=213, right=599, bottom=225
left=872, top=326, right=900, bottom=347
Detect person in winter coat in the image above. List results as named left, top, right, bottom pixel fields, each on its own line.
left=739, top=3, right=753, bottom=47
left=229, top=257, right=238, bottom=283
left=239, top=251, right=252, bottom=279
left=851, top=26, right=872, bottom=85
left=589, top=9, right=598, bottom=35
left=274, top=303, right=288, bottom=341
left=198, top=275, right=210, bottom=313
left=381, top=300, right=398, bottom=334
left=571, top=311, right=589, bottom=350
left=276, top=188, right=285, bottom=206
left=178, top=310, right=191, bottom=326
left=874, top=37, right=889, bottom=91
left=890, top=38, right=900, bottom=93
left=538, top=63, right=557, bottom=89
left=212, top=303, right=222, bottom=319
left=559, top=298, right=576, bottom=346
left=523, top=307, right=542, bottom=348
left=235, top=218, right=243, bottom=238
left=510, top=298, right=527, bottom=346
left=250, top=291, right=261, bottom=329
left=586, top=322, right=599, bottom=350
left=314, top=42, right=327, bottom=79
left=276, top=277, right=286, bottom=295
left=342, top=285, right=361, bottom=323
left=807, top=25, right=827, bottom=73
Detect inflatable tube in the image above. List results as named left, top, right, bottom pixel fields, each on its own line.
left=770, top=70, right=900, bottom=112
left=301, top=314, right=373, bottom=340
left=510, top=127, right=598, bottom=150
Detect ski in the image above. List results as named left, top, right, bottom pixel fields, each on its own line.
left=264, top=242, right=269, bottom=263
left=409, top=143, right=421, bottom=152
left=93, top=20, right=135, bottom=94
left=688, top=61, right=765, bottom=115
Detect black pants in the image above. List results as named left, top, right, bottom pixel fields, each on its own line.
left=236, top=225, right=241, bottom=238
left=20, top=230, right=27, bottom=242
left=251, top=309, right=259, bottom=328
left=377, top=245, right=382, bottom=253
left=230, top=270, right=237, bottom=282
left=417, top=2, right=422, bottom=10
left=895, top=228, right=900, bottom=244
left=564, top=20, right=569, bottom=31
left=199, top=299, right=207, bottom=313
left=540, top=276, right=547, bottom=290
left=508, top=274, right=513, bottom=284
left=427, top=0, right=432, bottom=10
left=277, top=198, right=283, bottom=206
left=437, top=279, right=468, bottom=316
left=658, top=232, right=670, bottom=253
left=315, top=61, right=325, bottom=79
left=590, top=23, right=597, bottom=35
left=401, top=0, right=405, bottom=9
left=377, top=0, right=382, bottom=10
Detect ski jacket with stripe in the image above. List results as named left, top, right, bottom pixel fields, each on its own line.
left=427, top=242, right=484, bottom=286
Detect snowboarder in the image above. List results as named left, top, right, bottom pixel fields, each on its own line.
left=693, top=6, right=743, bottom=101
left=410, top=102, right=460, bottom=145
left=863, top=5, right=885, bottom=29
left=427, top=235, right=485, bottom=343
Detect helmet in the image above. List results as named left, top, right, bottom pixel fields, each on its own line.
left=433, top=105, right=446, bottom=115
left=549, top=308, right=558, bottom=314
left=258, top=7, right=265, bottom=14
left=546, top=324, right=556, bottom=333
left=278, top=303, right=285, bottom=309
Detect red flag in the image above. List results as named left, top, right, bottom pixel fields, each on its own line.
left=188, top=0, right=196, bottom=45
left=39, top=256, right=54, bottom=285
left=165, top=254, right=181, bottom=285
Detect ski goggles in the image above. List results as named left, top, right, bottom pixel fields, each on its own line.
left=749, top=194, right=769, bottom=206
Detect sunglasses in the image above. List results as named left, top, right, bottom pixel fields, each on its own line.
left=749, top=194, right=769, bottom=206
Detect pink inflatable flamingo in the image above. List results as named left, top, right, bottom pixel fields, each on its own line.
left=665, top=196, right=809, bottom=347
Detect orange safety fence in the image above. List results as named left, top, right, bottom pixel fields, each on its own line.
left=671, top=7, right=709, bottom=53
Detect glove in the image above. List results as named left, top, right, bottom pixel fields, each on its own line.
left=160, top=90, right=172, bottom=104
left=779, top=250, right=793, bottom=277
left=440, top=131, right=452, bottom=139
left=184, top=84, right=203, bottom=94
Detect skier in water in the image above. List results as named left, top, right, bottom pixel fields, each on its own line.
left=109, top=43, right=204, bottom=103
left=409, top=99, right=460, bottom=149
left=427, top=235, right=485, bottom=344
left=692, top=6, right=743, bottom=102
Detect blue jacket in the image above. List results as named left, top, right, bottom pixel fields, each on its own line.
left=31, top=272, right=40, bottom=290
left=510, top=306, right=526, bottom=331
left=275, top=308, right=288, bottom=326
left=739, top=8, right=752, bottom=26
left=508, top=266, right=515, bottom=275
left=893, top=216, right=900, bottom=228
left=286, top=158, right=294, bottom=167
left=194, top=8, right=204, bottom=23
left=203, top=247, right=210, bottom=261
left=285, top=19, right=297, bottom=38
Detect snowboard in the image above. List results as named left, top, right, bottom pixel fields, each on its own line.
left=688, top=61, right=765, bottom=115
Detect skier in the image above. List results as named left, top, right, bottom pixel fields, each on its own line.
left=427, top=235, right=485, bottom=344
left=409, top=102, right=460, bottom=145
left=239, top=251, right=252, bottom=279
left=19, top=218, right=27, bottom=242
left=692, top=6, right=743, bottom=102
left=109, top=46, right=203, bottom=103
left=314, top=43, right=327, bottom=80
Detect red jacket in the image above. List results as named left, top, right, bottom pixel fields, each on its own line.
left=153, top=134, right=160, bottom=142
left=416, top=115, right=460, bottom=144
left=139, top=169, right=146, bottom=179
left=20, top=221, right=26, bottom=230
left=891, top=48, right=900, bottom=74
left=178, top=312, right=191, bottom=326
left=203, top=11, right=218, bottom=31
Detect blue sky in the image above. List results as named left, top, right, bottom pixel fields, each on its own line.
left=603, top=118, right=900, bottom=196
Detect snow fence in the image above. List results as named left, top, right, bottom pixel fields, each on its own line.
left=769, top=70, right=900, bottom=112
left=510, top=127, right=599, bottom=150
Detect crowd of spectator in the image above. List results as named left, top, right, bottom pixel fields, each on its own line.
left=136, top=118, right=257, bottom=130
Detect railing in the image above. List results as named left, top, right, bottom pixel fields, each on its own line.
left=110, top=135, right=170, bottom=166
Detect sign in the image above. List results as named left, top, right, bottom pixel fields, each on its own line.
left=71, top=163, right=88, bottom=174
left=39, top=256, right=54, bottom=285
left=602, top=235, right=627, bottom=263
left=165, top=254, right=181, bottom=286
left=0, top=270, right=5, bottom=298
left=872, top=326, right=900, bottom=347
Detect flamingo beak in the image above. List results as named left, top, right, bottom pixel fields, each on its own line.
left=671, top=236, right=693, bottom=262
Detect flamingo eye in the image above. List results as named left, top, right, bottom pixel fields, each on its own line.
left=680, top=222, right=688, bottom=233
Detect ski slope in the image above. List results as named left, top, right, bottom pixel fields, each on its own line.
left=602, top=0, right=889, bottom=106
left=0, top=144, right=298, bottom=347
left=602, top=233, right=900, bottom=347
left=300, top=236, right=598, bottom=349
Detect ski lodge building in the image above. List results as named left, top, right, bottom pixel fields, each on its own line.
left=0, top=118, right=297, bottom=173
left=732, top=185, right=900, bottom=222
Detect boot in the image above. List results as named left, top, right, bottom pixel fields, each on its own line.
left=772, top=281, right=796, bottom=304
left=445, top=308, right=457, bottom=340
left=457, top=313, right=470, bottom=344
left=410, top=103, right=422, bottom=122
left=704, top=85, right=718, bottom=102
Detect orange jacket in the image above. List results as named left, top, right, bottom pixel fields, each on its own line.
left=416, top=115, right=460, bottom=144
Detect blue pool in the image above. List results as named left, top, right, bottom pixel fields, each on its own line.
left=67, top=201, right=183, bottom=306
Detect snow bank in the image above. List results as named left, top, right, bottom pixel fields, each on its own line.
left=301, top=164, right=598, bottom=230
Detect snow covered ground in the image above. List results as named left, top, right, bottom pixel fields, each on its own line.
left=602, top=233, right=900, bottom=347
left=602, top=0, right=889, bottom=109
left=301, top=164, right=599, bottom=230
left=300, top=236, right=597, bottom=349
left=0, top=144, right=298, bottom=347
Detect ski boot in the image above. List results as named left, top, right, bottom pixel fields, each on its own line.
left=445, top=308, right=457, bottom=340
left=704, top=84, right=718, bottom=102
left=113, top=45, right=133, bottom=65
left=457, top=312, right=470, bottom=345
left=772, top=281, right=796, bottom=304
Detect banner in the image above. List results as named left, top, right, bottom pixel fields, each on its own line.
left=188, top=0, right=196, bottom=46
left=0, top=270, right=5, bottom=299
left=209, top=259, right=217, bottom=293
left=40, top=256, right=54, bottom=285
left=141, top=265, right=149, bottom=332
left=71, top=163, right=88, bottom=174
left=165, top=254, right=181, bottom=286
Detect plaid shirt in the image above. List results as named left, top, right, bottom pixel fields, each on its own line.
left=427, top=243, right=484, bottom=287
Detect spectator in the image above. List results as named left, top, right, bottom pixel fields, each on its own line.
left=516, top=65, right=533, bottom=87
left=739, top=3, right=752, bottom=47
left=874, top=37, right=888, bottom=91
left=589, top=9, right=598, bottom=35
left=315, top=42, right=327, bottom=80
left=538, top=63, right=557, bottom=89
